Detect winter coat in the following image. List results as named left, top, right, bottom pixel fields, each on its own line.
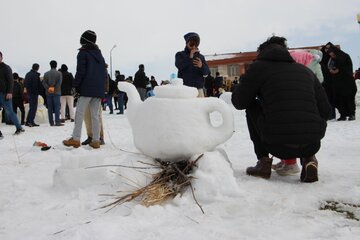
left=12, top=81, right=24, bottom=101
left=150, top=79, right=158, bottom=89
left=232, top=44, right=331, bottom=145
left=0, top=62, right=13, bottom=94
left=60, top=69, right=74, bottom=96
left=133, top=69, right=148, bottom=89
left=327, top=46, right=357, bottom=96
left=204, top=75, right=214, bottom=89
left=73, top=44, right=106, bottom=98
left=175, top=47, right=210, bottom=89
left=214, top=76, right=223, bottom=89
left=43, top=69, right=62, bottom=95
left=24, top=70, right=42, bottom=95
left=290, top=50, right=324, bottom=83
left=108, top=78, right=116, bottom=95
left=320, top=42, right=336, bottom=88
left=307, top=49, right=324, bottom=83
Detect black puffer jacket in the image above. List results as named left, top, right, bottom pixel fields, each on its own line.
left=232, top=44, right=331, bottom=144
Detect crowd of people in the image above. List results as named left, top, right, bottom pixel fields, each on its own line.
left=1, top=31, right=359, bottom=183
left=0, top=30, right=160, bottom=142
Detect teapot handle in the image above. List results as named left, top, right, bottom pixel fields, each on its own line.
left=204, top=98, right=234, bottom=145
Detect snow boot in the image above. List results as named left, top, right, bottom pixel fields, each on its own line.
left=246, top=157, right=273, bottom=179
left=300, top=155, right=318, bottom=183
left=81, top=136, right=92, bottom=145
left=276, top=162, right=300, bottom=176
left=89, top=140, right=100, bottom=149
left=63, top=138, right=80, bottom=148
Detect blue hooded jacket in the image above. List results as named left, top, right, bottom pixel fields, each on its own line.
left=73, top=44, right=106, bottom=98
left=175, top=32, right=210, bottom=89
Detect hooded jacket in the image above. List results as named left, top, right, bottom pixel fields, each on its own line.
left=60, top=69, right=74, bottom=96
left=175, top=47, right=210, bottom=89
left=73, top=44, right=106, bottom=98
left=232, top=44, right=331, bottom=145
left=327, top=46, right=357, bottom=96
left=320, top=42, right=336, bottom=87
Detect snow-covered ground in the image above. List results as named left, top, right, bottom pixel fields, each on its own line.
left=1, top=88, right=360, bottom=240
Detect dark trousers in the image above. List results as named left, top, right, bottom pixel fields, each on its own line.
left=26, top=94, right=38, bottom=124
left=246, top=100, right=320, bottom=160
left=113, top=96, right=118, bottom=109
left=12, top=98, right=25, bottom=124
left=323, top=82, right=336, bottom=119
left=336, top=93, right=356, bottom=117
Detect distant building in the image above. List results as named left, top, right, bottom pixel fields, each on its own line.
left=205, top=45, right=329, bottom=82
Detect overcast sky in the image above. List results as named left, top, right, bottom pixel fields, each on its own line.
left=1, top=0, right=359, bottom=80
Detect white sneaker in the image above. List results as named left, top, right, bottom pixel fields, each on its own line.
left=272, top=161, right=285, bottom=170
left=275, top=163, right=300, bottom=176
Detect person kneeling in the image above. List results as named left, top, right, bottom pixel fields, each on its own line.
left=231, top=36, right=331, bottom=183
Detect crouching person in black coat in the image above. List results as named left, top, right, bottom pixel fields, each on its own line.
left=231, top=36, right=331, bottom=183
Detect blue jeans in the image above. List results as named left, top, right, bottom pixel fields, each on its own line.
left=106, top=93, right=113, bottom=112
left=26, top=93, right=38, bottom=124
left=117, top=92, right=125, bottom=114
left=46, top=94, right=61, bottom=125
left=0, top=93, right=21, bottom=129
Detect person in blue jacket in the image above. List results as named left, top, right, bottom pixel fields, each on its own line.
left=63, top=30, right=106, bottom=149
left=175, top=32, right=210, bottom=97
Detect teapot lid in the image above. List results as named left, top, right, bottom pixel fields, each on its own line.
left=153, top=79, right=198, bottom=99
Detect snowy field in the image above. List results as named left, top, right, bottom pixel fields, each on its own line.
left=1, top=87, right=360, bottom=240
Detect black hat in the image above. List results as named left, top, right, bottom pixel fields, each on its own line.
left=184, top=32, right=200, bottom=45
left=80, top=30, right=97, bottom=45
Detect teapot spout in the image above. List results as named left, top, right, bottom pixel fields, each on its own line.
left=118, top=82, right=142, bottom=104
left=117, top=81, right=142, bottom=116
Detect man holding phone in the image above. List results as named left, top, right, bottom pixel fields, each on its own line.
left=175, top=32, right=210, bottom=97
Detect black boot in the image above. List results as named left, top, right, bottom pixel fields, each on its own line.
left=348, top=115, right=355, bottom=121
left=246, top=157, right=273, bottom=179
left=81, top=136, right=92, bottom=145
left=300, top=155, right=318, bottom=183
left=337, top=116, right=346, bottom=121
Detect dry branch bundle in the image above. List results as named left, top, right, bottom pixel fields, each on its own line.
left=102, top=154, right=204, bottom=213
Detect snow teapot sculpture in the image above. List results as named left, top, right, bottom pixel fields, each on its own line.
left=118, top=80, right=234, bottom=162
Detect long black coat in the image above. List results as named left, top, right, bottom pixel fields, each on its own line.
left=232, top=44, right=331, bottom=145
left=60, top=70, right=74, bottom=96
left=328, top=46, right=357, bottom=96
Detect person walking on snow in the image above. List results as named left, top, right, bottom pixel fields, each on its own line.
left=0, top=51, right=25, bottom=135
left=63, top=30, right=106, bottom=149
